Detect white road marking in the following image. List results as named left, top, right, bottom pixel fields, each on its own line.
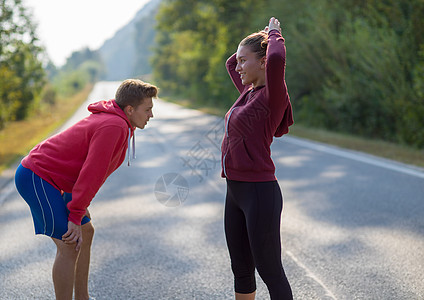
left=282, top=136, right=424, bottom=179
left=286, top=251, right=337, bottom=300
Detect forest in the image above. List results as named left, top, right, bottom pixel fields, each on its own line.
left=1, top=0, right=423, bottom=149
left=0, top=0, right=104, bottom=129
left=152, top=0, right=424, bottom=148
left=0, top=0, right=158, bottom=131
left=0, top=0, right=45, bottom=127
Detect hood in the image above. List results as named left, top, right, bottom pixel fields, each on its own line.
left=274, top=101, right=294, bottom=137
left=88, top=99, right=136, bottom=166
left=88, top=99, right=132, bottom=128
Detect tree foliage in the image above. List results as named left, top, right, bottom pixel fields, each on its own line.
left=134, top=6, right=158, bottom=76
left=153, top=0, right=424, bottom=148
left=0, top=0, right=105, bottom=129
left=53, top=47, right=105, bottom=96
left=152, top=0, right=266, bottom=106
left=273, top=0, right=424, bottom=147
left=0, top=0, right=45, bottom=128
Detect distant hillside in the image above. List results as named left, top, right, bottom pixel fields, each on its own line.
left=98, top=0, right=161, bottom=80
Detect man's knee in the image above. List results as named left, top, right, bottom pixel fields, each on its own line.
left=52, top=237, right=80, bottom=260
left=82, top=222, right=95, bottom=242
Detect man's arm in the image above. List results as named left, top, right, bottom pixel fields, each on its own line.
left=67, top=125, right=127, bottom=225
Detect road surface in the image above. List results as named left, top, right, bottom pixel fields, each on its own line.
left=1, top=81, right=423, bottom=299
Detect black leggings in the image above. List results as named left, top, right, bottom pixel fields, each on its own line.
left=224, top=179, right=293, bottom=300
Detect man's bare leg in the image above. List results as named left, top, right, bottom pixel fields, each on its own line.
left=51, top=237, right=80, bottom=300
left=74, top=222, right=95, bottom=300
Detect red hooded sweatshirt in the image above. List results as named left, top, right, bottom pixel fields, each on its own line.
left=221, top=29, right=294, bottom=182
left=22, top=100, right=134, bottom=225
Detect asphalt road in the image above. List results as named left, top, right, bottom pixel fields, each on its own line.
left=0, top=81, right=423, bottom=299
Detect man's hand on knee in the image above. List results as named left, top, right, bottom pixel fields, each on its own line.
left=62, top=221, right=83, bottom=251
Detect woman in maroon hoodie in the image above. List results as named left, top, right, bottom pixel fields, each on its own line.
left=221, top=17, right=294, bottom=299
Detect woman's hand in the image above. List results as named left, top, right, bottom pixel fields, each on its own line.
left=265, top=17, right=281, bottom=33
left=62, top=221, right=83, bottom=251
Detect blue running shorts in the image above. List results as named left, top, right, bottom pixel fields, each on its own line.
left=15, top=164, right=90, bottom=240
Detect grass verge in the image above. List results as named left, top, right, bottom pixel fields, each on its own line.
left=162, top=96, right=424, bottom=169
left=0, top=84, right=93, bottom=174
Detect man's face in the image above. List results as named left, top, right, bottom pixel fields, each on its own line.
left=126, top=97, right=154, bottom=129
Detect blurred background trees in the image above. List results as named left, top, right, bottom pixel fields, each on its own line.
left=0, top=0, right=105, bottom=129
left=0, top=0, right=45, bottom=128
left=1, top=0, right=423, bottom=148
left=152, top=0, right=264, bottom=108
left=152, top=0, right=424, bottom=148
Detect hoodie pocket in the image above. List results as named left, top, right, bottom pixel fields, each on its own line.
left=228, top=137, right=255, bottom=171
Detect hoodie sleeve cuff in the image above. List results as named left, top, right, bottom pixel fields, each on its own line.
left=68, top=213, right=83, bottom=226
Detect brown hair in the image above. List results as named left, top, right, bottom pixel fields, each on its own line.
left=239, top=31, right=268, bottom=58
left=115, top=79, right=158, bottom=109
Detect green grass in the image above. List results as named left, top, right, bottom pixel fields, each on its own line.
left=0, top=85, right=93, bottom=173
left=162, top=96, right=424, bottom=169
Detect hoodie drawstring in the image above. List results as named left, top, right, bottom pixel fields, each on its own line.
left=127, top=128, right=136, bottom=166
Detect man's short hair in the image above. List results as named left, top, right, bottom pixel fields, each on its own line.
left=115, top=79, right=158, bottom=109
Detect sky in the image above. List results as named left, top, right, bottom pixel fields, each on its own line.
left=23, top=0, right=151, bottom=67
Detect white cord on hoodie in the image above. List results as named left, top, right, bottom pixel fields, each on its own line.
left=127, top=128, right=136, bottom=166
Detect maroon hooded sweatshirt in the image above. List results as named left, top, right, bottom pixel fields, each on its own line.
left=221, top=29, right=294, bottom=182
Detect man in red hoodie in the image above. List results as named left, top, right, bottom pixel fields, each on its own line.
left=15, top=79, right=157, bottom=300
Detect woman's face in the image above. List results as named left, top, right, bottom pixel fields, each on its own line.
left=235, top=45, right=266, bottom=88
